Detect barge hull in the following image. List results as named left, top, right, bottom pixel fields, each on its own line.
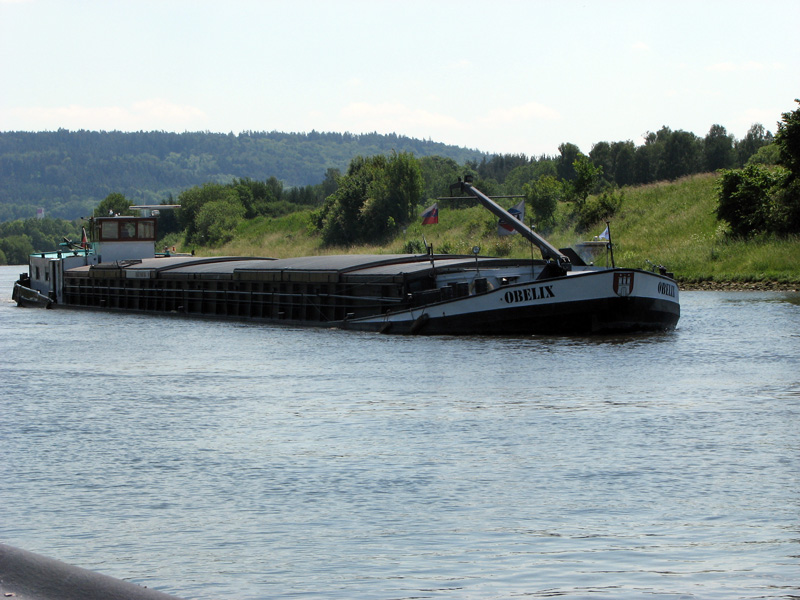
left=348, top=296, right=679, bottom=335
left=54, top=260, right=679, bottom=335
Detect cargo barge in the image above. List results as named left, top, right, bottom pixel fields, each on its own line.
left=13, top=179, right=680, bottom=335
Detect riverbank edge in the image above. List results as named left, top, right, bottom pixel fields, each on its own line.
left=678, top=280, right=800, bottom=291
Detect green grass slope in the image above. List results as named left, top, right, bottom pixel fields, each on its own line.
left=200, top=173, right=800, bottom=287
left=611, top=173, right=800, bottom=285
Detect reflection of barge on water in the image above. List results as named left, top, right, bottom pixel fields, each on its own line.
left=13, top=179, right=680, bottom=335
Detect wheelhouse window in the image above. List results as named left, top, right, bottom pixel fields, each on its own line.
left=97, top=218, right=157, bottom=242
left=101, top=220, right=119, bottom=239
left=120, top=222, right=137, bottom=239
left=137, top=220, right=155, bottom=239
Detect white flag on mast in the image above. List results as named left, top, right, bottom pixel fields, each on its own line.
left=498, top=200, right=525, bottom=236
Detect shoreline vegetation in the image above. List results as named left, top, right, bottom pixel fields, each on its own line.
left=193, top=172, right=800, bottom=291
left=4, top=174, right=799, bottom=292
left=680, top=280, right=799, bottom=291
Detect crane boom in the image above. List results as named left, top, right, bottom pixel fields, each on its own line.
left=448, top=178, right=571, bottom=268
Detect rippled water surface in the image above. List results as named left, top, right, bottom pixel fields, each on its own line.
left=2, top=265, right=799, bottom=599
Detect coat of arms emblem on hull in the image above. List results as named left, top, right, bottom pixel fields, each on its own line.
left=613, top=272, right=634, bottom=297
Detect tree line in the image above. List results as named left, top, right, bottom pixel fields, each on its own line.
left=470, top=122, right=774, bottom=193
left=87, top=112, right=797, bottom=252
left=0, top=130, right=485, bottom=222
left=0, top=217, right=83, bottom=266
left=1, top=123, right=774, bottom=224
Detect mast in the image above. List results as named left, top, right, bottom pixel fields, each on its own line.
left=448, top=177, right=571, bottom=269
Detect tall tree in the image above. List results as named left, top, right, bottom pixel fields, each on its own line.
left=775, top=99, right=800, bottom=180
left=504, top=160, right=557, bottom=195
left=557, top=143, right=581, bottom=181
left=660, top=129, right=703, bottom=180
left=178, top=182, right=232, bottom=244
left=735, top=123, right=772, bottom=166
left=93, top=193, right=135, bottom=217
left=419, top=155, right=461, bottom=200
left=704, top=124, right=735, bottom=171
left=313, top=153, right=424, bottom=245
left=385, top=151, right=425, bottom=222
left=611, top=141, right=636, bottom=186
left=633, top=130, right=665, bottom=184
left=321, top=168, right=341, bottom=197
left=523, top=175, right=562, bottom=229
left=571, top=155, right=603, bottom=205
left=589, top=142, right=614, bottom=183
left=773, top=99, right=800, bottom=232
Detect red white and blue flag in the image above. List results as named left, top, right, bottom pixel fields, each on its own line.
left=421, top=202, right=438, bottom=225
left=498, top=200, right=525, bottom=236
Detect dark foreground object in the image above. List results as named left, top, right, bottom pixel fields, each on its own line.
left=0, top=544, right=184, bottom=600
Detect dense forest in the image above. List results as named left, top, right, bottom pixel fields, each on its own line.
left=0, top=130, right=486, bottom=221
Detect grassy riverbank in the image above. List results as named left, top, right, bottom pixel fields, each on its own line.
left=187, top=173, right=800, bottom=288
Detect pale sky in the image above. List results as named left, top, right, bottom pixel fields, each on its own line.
left=1, top=0, right=797, bottom=156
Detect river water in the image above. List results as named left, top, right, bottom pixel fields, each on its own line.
left=1, top=264, right=799, bottom=599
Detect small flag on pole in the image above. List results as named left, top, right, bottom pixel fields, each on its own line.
left=597, top=225, right=610, bottom=240
left=80, top=227, right=89, bottom=249
left=498, top=200, right=525, bottom=236
left=421, top=202, right=438, bottom=225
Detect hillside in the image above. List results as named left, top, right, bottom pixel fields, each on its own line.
left=199, top=173, right=800, bottom=287
left=0, top=130, right=486, bottom=222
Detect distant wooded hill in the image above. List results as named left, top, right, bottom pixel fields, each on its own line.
left=0, top=130, right=486, bottom=221
left=1, top=122, right=776, bottom=224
